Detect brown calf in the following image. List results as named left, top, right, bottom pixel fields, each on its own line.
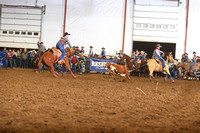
left=105, top=62, right=130, bottom=81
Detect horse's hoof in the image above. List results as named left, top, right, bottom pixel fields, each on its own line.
left=54, top=74, right=58, bottom=78
left=62, top=73, right=66, bottom=76
left=172, top=80, right=175, bottom=83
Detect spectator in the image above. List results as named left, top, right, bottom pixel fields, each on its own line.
left=3, top=47, right=7, bottom=53
left=131, top=51, right=136, bottom=59
left=80, top=46, right=85, bottom=54
left=89, top=46, right=93, bottom=58
left=85, top=57, right=90, bottom=74
left=21, top=50, right=28, bottom=68
left=101, top=47, right=106, bottom=59
left=12, top=49, right=17, bottom=67
left=5, top=49, right=13, bottom=69
left=78, top=54, right=86, bottom=74
left=74, top=46, right=80, bottom=55
left=36, top=41, right=46, bottom=58
left=71, top=54, right=78, bottom=73
left=184, top=53, right=189, bottom=63
left=16, top=49, right=22, bottom=67
left=190, top=51, right=197, bottom=72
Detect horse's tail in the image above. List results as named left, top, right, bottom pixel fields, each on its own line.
left=37, top=52, right=48, bottom=72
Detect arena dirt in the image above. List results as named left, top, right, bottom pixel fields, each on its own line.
left=0, top=68, right=200, bottom=132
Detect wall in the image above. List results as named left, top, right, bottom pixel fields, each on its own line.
left=186, top=0, right=200, bottom=58
left=0, top=0, right=64, bottom=49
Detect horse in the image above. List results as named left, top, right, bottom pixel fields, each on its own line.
left=122, top=54, right=148, bottom=77
left=147, top=54, right=174, bottom=83
left=189, top=62, right=200, bottom=79
left=176, top=61, right=191, bottom=79
left=37, top=47, right=76, bottom=78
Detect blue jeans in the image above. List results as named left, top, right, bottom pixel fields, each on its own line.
left=79, top=63, right=83, bottom=74
left=72, top=63, right=77, bottom=73
left=6, top=59, right=13, bottom=69
left=13, top=59, right=16, bottom=67
left=133, top=57, right=138, bottom=66
left=191, top=61, right=196, bottom=71
left=154, top=55, right=165, bottom=69
left=56, top=43, right=66, bottom=61
left=17, top=58, right=22, bottom=67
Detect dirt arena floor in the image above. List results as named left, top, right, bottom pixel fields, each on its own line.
left=0, top=68, right=200, bottom=133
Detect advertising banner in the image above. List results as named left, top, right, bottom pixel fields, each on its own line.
left=90, top=58, right=117, bottom=72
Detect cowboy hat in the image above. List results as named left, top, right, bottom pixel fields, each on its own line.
left=156, top=44, right=162, bottom=47
left=101, top=47, right=105, bottom=49
left=64, top=32, right=70, bottom=36
left=81, top=46, right=84, bottom=48
left=193, top=51, right=196, bottom=54
left=90, top=46, right=93, bottom=48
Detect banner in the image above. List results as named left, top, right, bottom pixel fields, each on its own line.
left=90, top=58, right=117, bottom=72
left=0, top=51, right=6, bottom=67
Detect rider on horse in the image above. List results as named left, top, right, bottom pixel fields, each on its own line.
left=190, top=51, right=197, bottom=72
left=133, top=51, right=145, bottom=67
left=152, top=44, right=166, bottom=71
left=56, top=32, right=72, bottom=64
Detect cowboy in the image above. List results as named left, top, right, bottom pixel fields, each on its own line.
left=80, top=46, right=85, bottom=54
left=152, top=44, right=166, bottom=71
left=184, top=53, right=189, bottom=63
left=74, top=46, right=80, bottom=55
left=190, top=52, right=197, bottom=72
left=133, top=51, right=145, bottom=67
left=101, top=47, right=106, bottom=58
left=56, top=32, right=72, bottom=64
left=89, top=46, right=93, bottom=57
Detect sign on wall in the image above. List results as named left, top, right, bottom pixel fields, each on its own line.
left=90, top=58, right=117, bottom=72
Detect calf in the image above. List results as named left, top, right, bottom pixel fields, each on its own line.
left=105, top=62, right=130, bottom=81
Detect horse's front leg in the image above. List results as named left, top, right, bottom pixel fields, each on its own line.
left=64, top=58, right=76, bottom=78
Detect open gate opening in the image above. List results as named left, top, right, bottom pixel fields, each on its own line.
left=133, top=41, right=176, bottom=58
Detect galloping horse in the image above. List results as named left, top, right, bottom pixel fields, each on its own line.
left=37, top=47, right=76, bottom=78
left=147, top=52, right=175, bottom=83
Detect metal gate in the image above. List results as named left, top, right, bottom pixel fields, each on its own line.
left=0, top=4, right=45, bottom=49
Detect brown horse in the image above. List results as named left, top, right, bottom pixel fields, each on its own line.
left=176, top=61, right=191, bottom=79
left=189, top=62, right=200, bottom=78
left=37, top=47, right=76, bottom=78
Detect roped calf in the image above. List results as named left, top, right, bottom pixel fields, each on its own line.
left=105, top=62, right=130, bottom=81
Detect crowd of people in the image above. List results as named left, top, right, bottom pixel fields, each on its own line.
left=1, top=31, right=199, bottom=78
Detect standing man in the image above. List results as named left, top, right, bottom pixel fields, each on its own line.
left=5, top=49, right=13, bottom=69
left=56, top=32, right=72, bottom=64
left=89, top=46, right=93, bottom=58
left=101, top=47, right=106, bottom=59
left=80, top=46, right=85, bottom=54
left=152, top=44, right=166, bottom=71
left=190, top=52, right=197, bottom=72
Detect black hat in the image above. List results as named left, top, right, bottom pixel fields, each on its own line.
left=102, top=47, right=105, bottom=49
left=75, top=46, right=79, bottom=48
left=64, top=32, right=70, bottom=36
left=185, top=53, right=188, bottom=55
left=90, top=46, right=93, bottom=48
left=40, top=42, right=44, bottom=44
left=193, top=51, right=196, bottom=54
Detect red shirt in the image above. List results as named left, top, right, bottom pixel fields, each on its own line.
left=6, top=51, right=13, bottom=59
left=72, top=56, right=77, bottom=64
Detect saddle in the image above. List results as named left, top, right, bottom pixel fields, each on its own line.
left=154, top=58, right=160, bottom=64
left=51, top=47, right=65, bottom=64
